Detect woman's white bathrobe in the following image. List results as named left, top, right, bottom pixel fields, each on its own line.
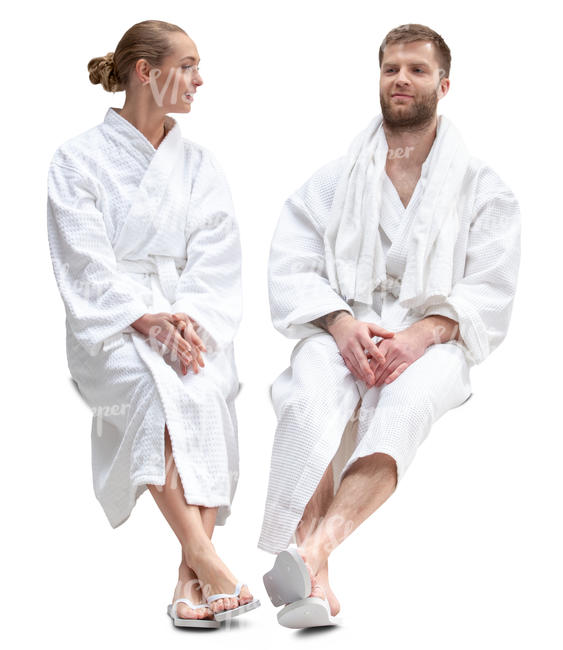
left=47, top=107, right=242, bottom=528
left=258, top=145, right=521, bottom=554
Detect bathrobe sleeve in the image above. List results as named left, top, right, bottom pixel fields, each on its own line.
left=423, top=166, right=521, bottom=364
left=47, top=156, right=149, bottom=357
left=268, top=172, right=354, bottom=339
left=171, top=150, right=242, bottom=354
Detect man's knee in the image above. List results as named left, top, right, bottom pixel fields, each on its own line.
left=344, top=451, right=398, bottom=489
left=377, top=453, right=398, bottom=491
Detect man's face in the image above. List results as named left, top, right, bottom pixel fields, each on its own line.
left=379, top=40, right=449, bottom=129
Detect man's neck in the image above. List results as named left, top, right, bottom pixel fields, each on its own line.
left=383, top=115, right=438, bottom=168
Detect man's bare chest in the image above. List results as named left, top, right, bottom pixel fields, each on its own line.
left=385, top=165, right=422, bottom=209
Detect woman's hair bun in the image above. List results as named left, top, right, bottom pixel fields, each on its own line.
left=87, top=21, right=189, bottom=93
left=87, top=51, right=122, bottom=93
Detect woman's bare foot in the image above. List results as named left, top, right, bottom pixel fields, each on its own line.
left=186, top=541, right=254, bottom=615
left=173, top=561, right=214, bottom=619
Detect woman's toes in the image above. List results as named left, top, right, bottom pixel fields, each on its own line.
left=177, top=603, right=196, bottom=619
left=211, top=598, right=225, bottom=613
left=239, top=585, right=253, bottom=605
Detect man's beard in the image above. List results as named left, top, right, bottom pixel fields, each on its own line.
left=380, top=87, right=438, bottom=130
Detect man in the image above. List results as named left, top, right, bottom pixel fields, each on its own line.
left=258, top=23, right=521, bottom=628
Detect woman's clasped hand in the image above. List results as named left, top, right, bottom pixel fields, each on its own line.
left=133, top=312, right=207, bottom=376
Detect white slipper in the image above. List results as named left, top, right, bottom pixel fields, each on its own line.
left=277, top=596, right=339, bottom=628
left=167, top=598, right=220, bottom=628
left=263, top=544, right=312, bottom=606
left=206, top=582, right=261, bottom=622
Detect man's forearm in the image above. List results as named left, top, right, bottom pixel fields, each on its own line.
left=310, top=310, right=353, bottom=333
left=409, top=315, right=460, bottom=348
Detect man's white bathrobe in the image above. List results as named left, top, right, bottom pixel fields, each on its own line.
left=258, top=116, right=520, bottom=554
left=47, top=107, right=242, bottom=528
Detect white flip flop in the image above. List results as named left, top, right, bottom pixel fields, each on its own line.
left=277, top=596, right=339, bottom=628
left=263, top=544, right=312, bottom=606
left=206, top=582, right=261, bottom=622
left=167, top=598, right=221, bottom=628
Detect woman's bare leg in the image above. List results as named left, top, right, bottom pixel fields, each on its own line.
left=148, top=425, right=254, bottom=617
left=199, top=506, right=218, bottom=539
left=170, top=507, right=219, bottom=620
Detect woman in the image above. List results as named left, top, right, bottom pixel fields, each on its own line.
left=46, top=20, right=259, bottom=627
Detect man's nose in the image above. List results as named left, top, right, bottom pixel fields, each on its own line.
left=395, top=68, right=411, bottom=85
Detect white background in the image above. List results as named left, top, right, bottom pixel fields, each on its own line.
left=2, top=0, right=561, bottom=648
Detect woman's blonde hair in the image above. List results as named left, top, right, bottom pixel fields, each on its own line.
left=87, top=19, right=187, bottom=92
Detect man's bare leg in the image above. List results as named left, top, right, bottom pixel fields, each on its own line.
left=295, top=462, right=341, bottom=615
left=298, top=452, right=398, bottom=583
left=148, top=425, right=254, bottom=618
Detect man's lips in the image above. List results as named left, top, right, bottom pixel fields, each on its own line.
left=392, top=93, right=413, bottom=98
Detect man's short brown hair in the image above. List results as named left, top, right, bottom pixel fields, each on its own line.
left=379, top=24, right=451, bottom=79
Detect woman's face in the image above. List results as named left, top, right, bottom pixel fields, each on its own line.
left=146, top=32, right=203, bottom=113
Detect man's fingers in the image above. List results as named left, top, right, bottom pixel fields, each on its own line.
left=375, top=356, right=406, bottom=386
left=367, top=323, right=395, bottom=339
left=343, top=356, right=359, bottom=380
left=363, top=337, right=386, bottom=365
left=373, top=354, right=396, bottom=386
left=343, top=353, right=364, bottom=383
left=352, top=346, right=375, bottom=385
left=384, top=362, right=409, bottom=385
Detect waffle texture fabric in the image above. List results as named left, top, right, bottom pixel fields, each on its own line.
left=47, top=108, right=242, bottom=528
left=258, top=135, right=520, bottom=553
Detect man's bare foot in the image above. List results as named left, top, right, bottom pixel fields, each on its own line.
left=186, top=542, right=254, bottom=615
left=173, top=561, right=214, bottom=619
left=316, top=564, right=341, bottom=616
left=295, top=547, right=340, bottom=616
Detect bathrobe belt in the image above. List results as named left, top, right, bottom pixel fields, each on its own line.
left=116, top=255, right=187, bottom=304
left=341, top=274, right=402, bottom=304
